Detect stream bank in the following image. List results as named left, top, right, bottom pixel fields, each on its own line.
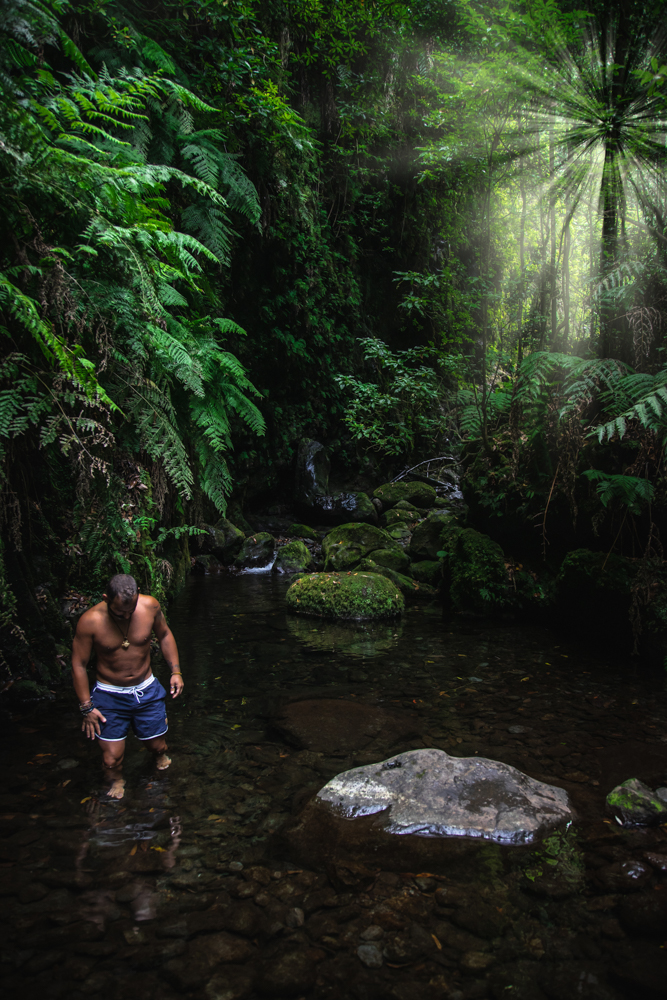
left=2, top=572, right=667, bottom=999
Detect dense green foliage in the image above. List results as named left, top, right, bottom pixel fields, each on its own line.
left=3, top=0, right=667, bottom=685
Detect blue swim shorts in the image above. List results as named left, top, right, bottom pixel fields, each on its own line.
left=92, top=674, right=168, bottom=742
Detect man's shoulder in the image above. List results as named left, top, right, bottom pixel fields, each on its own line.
left=139, top=593, right=161, bottom=614
left=76, top=601, right=106, bottom=633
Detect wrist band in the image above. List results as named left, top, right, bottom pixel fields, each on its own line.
left=171, top=670, right=182, bottom=675
left=80, top=703, right=94, bottom=716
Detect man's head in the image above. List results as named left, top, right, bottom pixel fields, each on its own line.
left=104, top=574, right=139, bottom=619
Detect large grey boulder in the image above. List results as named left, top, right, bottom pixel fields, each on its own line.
left=318, top=748, right=572, bottom=846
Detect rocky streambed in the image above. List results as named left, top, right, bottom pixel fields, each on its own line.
left=3, top=571, right=667, bottom=1000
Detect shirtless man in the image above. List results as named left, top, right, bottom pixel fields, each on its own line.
left=71, top=573, right=184, bottom=799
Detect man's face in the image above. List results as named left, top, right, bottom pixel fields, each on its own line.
left=106, top=594, right=139, bottom=620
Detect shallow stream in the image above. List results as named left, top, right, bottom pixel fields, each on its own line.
left=3, top=573, right=667, bottom=999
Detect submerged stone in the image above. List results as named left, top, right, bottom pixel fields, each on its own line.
left=318, top=749, right=572, bottom=846
left=285, top=750, right=573, bottom=875
left=606, top=778, right=667, bottom=826
left=373, top=481, right=437, bottom=509
left=273, top=540, right=312, bottom=575
left=286, top=571, right=404, bottom=619
left=274, top=698, right=419, bottom=755
left=322, top=522, right=396, bottom=571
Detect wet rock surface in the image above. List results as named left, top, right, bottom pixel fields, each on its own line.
left=316, top=748, right=573, bottom=844
left=234, top=533, right=275, bottom=570
left=3, top=571, right=667, bottom=1000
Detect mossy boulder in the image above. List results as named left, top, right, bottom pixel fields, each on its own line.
left=322, top=522, right=396, bottom=571
left=606, top=779, right=667, bottom=827
left=381, top=508, right=422, bottom=529
left=370, top=547, right=411, bottom=574
left=359, top=559, right=437, bottom=600
left=273, top=540, right=312, bottom=575
left=202, top=517, right=245, bottom=565
left=288, top=523, right=319, bottom=541
left=234, top=532, right=275, bottom=570
left=373, top=481, right=437, bottom=510
left=444, top=528, right=508, bottom=613
left=286, top=571, right=404, bottom=619
left=434, top=497, right=449, bottom=509
left=408, top=511, right=458, bottom=561
left=385, top=522, right=413, bottom=550
left=410, top=560, right=443, bottom=587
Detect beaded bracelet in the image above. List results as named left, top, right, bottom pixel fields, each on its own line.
left=80, top=702, right=95, bottom=716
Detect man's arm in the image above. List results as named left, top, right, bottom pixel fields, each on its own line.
left=72, top=615, right=107, bottom=739
left=153, top=603, right=184, bottom=698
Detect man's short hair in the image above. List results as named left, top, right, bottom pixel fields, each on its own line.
left=107, top=574, right=138, bottom=602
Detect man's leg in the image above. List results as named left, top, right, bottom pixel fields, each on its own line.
left=145, top=735, right=171, bottom=770
left=98, top=738, right=126, bottom=798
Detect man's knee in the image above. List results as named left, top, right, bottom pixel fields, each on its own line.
left=102, top=745, right=124, bottom=768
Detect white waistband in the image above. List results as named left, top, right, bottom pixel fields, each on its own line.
left=95, top=674, right=155, bottom=695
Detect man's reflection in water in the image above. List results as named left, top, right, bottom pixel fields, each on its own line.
left=74, top=779, right=183, bottom=924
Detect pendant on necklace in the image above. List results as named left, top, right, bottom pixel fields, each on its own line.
left=122, top=639, right=130, bottom=650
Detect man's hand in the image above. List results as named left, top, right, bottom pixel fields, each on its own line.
left=82, top=708, right=106, bottom=740
left=170, top=672, right=184, bottom=698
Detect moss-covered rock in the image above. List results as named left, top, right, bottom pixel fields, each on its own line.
left=370, top=547, right=411, bottom=574
left=322, top=522, right=396, bottom=571
left=273, top=540, right=312, bottom=575
left=288, top=523, right=319, bottom=541
left=385, top=523, right=413, bottom=550
left=393, top=500, right=420, bottom=512
left=359, top=559, right=437, bottom=600
left=434, top=497, right=449, bottom=509
left=408, top=511, right=458, bottom=561
left=445, top=528, right=508, bottom=613
left=234, top=532, right=275, bottom=570
left=410, top=560, right=443, bottom=587
left=201, top=517, right=246, bottom=565
left=606, top=778, right=667, bottom=826
left=373, top=481, right=437, bottom=510
left=381, top=508, right=422, bottom=529
left=286, top=571, right=404, bottom=619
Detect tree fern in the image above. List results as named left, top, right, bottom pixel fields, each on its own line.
left=582, top=469, right=655, bottom=514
